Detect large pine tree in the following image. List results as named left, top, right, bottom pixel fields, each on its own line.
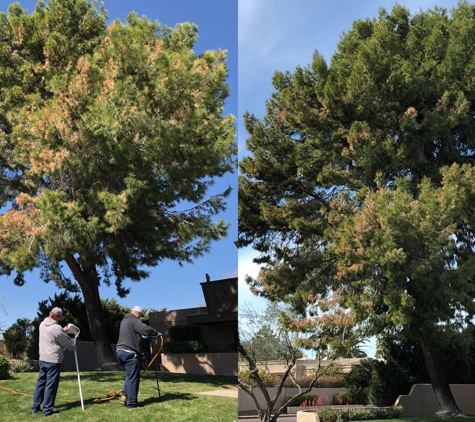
left=0, top=0, right=235, bottom=365
left=240, top=2, right=475, bottom=415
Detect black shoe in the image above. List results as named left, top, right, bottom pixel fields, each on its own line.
left=43, top=410, right=60, bottom=417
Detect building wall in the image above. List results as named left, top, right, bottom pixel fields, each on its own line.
left=238, top=358, right=363, bottom=376
left=61, top=341, right=118, bottom=371
left=395, top=384, right=475, bottom=417
left=149, top=307, right=205, bottom=342
left=201, top=324, right=236, bottom=353
left=149, top=308, right=238, bottom=375
left=161, top=352, right=237, bottom=376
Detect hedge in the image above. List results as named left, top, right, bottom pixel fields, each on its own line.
left=316, top=406, right=403, bottom=422
left=0, top=355, right=10, bottom=380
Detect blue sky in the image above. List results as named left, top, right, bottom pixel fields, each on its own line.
left=0, top=0, right=237, bottom=332
left=238, top=0, right=465, bottom=358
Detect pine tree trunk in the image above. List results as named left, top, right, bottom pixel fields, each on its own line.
left=65, top=256, right=116, bottom=366
left=420, top=340, right=464, bottom=416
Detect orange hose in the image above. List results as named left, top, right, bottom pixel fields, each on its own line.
left=93, top=336, right=164, bottom=404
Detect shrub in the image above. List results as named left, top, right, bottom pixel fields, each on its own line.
left=317, top=408, right=372, bottom=422
left=345, top=359, right=374, bottom=404
left=284, top=393, right=319, bottom=407
left=162, top=340, right=207, bottom=353
left=315, top=375, right=346, bottom=388
left=238, top=369, right=279, bottom=387
left=315, top=406, right=403, bottom=422
left=372, top=406, right=403, bottom=419
left=168, top=325, right=201, bottom=341
left=333, top=391, right=351, bottom=405
left=369, top=359, right=412, bottom=406
left=9, top=360, right=39, bottom=373
left=281, top=374, right=346, bottom=388
left=238, top=370, right=346, bottom=388
left=321, top=364, right=345, bottom=376
left=0, top=355, right=11, bottom=380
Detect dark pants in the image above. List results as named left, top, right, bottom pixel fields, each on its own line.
left=117, top=350, right=141, bottom=408
left=32, top=360, right=61, bottom=416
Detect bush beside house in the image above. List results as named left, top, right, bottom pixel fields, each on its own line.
left=163, top=325, right=207, bottom=353
left=0, top=354, right=10, bottom=380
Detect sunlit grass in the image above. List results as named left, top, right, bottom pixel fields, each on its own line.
left=0, top=370, right=238, bottom=421
left=366, top=419, right=475, bottom=422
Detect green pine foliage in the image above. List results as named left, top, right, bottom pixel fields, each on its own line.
left=239, top=1, right=475, bottom=414
left=368, top=359, right=412, bottom=407
left=344, top=359, right=374, bottom=405
left=0, top=0, right=235, bottom=365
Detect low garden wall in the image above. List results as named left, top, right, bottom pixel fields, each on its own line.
left=238, top=387, right=345, bottom=413
left=239, top=382, right=475, bottom=417
left=395, top=383, right=475, bottom=417
left=161, top=352, right=237, bottom=376
left=61, top=343, right=237, bottom=376
left=61, top=341, right=118, bottom=371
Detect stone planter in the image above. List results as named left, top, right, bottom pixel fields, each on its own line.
left=296, top=410, right=320, bottom=422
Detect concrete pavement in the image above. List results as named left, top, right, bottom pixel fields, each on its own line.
left=197, top=388, right=239, bottom=398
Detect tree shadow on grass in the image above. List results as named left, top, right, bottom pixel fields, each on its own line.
left=143, top=372, right=238, bottom=388
left=54, top=399, right=84, bottom=412
left=141, top=392, right=197, bottom=407
left=60, top=372, right=124, bottom=383
left=59, top=371, right=237, bottom=388
left=55, top=391, right=196, bottom=412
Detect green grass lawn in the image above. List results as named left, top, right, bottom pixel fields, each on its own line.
left=365, top=419, right=475, bottom=422
left=0, top=370, right=238, bottom=421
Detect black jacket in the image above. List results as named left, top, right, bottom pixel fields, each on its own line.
left=116, top=313, right=158, bottom=353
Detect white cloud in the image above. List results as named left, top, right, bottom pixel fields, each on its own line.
left=238, top=246, right=268, bottom=310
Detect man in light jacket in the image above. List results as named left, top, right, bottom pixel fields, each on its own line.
left=32, top=307, right=77, bottom=417
left=116, top=306, right=158, bottom=408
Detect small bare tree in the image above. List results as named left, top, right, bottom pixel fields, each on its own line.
left=238, top=301, right=352, bottom=422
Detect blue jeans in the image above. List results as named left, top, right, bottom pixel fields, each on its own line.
left=32, top=361, right=61, bottom=416
left=117, top=350, right=141, bottom=407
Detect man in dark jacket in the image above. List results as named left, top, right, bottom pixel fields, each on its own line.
left=116, top=306, right=158, bottom=408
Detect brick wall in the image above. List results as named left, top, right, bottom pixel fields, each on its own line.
left=201, top=324, right=237, bottom=353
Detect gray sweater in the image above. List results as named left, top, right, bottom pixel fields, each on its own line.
left=116, top=313, right=158, bottom=354
left=39, top=317, right=75, bottom=363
